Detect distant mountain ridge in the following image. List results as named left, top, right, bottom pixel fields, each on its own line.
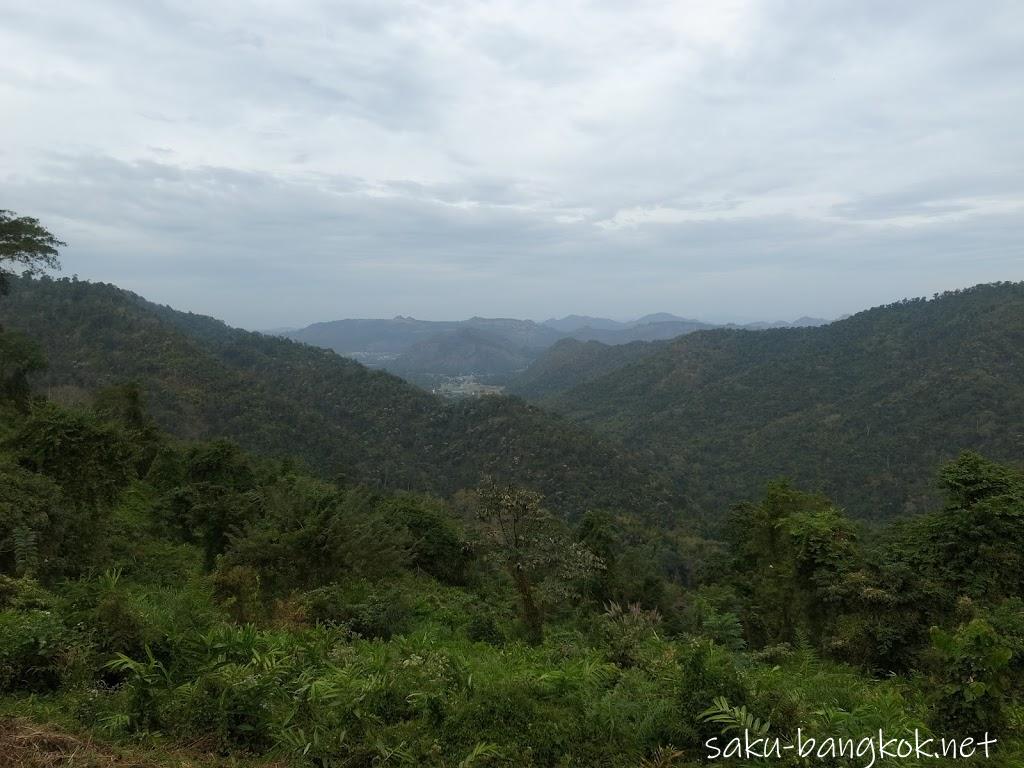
left=284, top=312, right=831, bottom=385
left=542, top=315, right=627, bottom=332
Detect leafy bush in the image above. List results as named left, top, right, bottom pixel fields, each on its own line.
left=927, top=619, right=1015, bottom=734
left=466, top=611, right=506, bottom=645
left=0, top=461, right=64, bottom=579
left=0, top=575, right=57, bottom=611
left=303, top=582, right=413, bottom=640
left=384, top=496, right=472, bottom=585
left=211, top=564, right=262, bottom=623
left=0, top=609, right=85, bottom=691
left=600, top=601, right=662, bottom=668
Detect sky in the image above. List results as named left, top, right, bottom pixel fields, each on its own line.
left=2, top=0, right=1023, bottom=329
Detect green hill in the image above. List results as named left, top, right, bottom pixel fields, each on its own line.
left=540, top=283, right=1024, bottom=519
left=0, top=276, right=681, bottom=519
left=506, top=338, right=661, bottom=400
left=385, top=327, right=536, bottom=383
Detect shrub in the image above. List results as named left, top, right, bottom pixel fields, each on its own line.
left=675, top=640, right=746, bottom=745
left=466, top=611, right=505, bottom=645
left=927, top=619, right=1014, bottom=734
left=0, top=609, right=81, bottom=691
left=303, top=582, right=412, bottom=640
left=600, top=601, right=662, bottom=668
left=91, top=590, right=154, bottom=659
left=384, top=496, right=472, bottom=585
left=211, top=564, right=262, bottom=623
left=0, top=575, right=57, bottom=611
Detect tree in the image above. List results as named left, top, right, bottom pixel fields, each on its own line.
left=3, top=404, right=134, bottom=577
left=476, top=481, right=601, bottom=644
left=927, top=619, right=1014, bottom=734
left=0, top=210, right=64, bottom=296
left=0, top=330, right=46, bottom=409
left=380, top=494, right=470, bottom=585
left=0, top=460, right=63, bottom=578
left=725, top=480, right=861, bottom=649
left=11, top=403, right=134, bottom=512
left=911, top=452, right=1024, bottom=602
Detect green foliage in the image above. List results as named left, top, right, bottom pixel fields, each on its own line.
left=726, top=481, right=861, bottom=651
left=927, top=619, right=1015, bottom=734
left=0, top=575, right=57, bottom=611
left=2, top=404, right=136, bottom=577
left=0, top=263, right=1022, bottom=765
left=476, top=481, right=602, bottom=644
left=600, top=601, right=662, bottom=668
left=0, top=328, right=47, bottom=408
left=915, top=451, right=1024, bottom=601
left=302, top=581, right=413, bottom=640
left=222, top=478, right=411, bottom=591
left=0, top=459, right=63, bottom=578
left=211, top=564, right=263, bottom=624
left=0, top=392, right=1017, bottom=764
left=699, top=696, right=770, bottom=737
left=699, top=609, right=746, bottom=652
left=464, top=610, right=505, bottom=646
left=0, top=209, right=63, bottom=295
left=383, top=495, right=472, bottom=585
left=10, top=402, right=134, bottom=512
left=0, top=609, right=80, bottom=692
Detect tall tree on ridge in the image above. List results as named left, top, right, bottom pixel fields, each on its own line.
left=0, top=211, right=64, bottom=407
left=0, top=209, right=64, bottom=296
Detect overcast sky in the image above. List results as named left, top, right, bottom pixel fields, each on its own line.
left=2, top=0, right=1022, bottom=328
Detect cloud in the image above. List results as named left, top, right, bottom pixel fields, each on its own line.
left=0, top=0, right=1022, bottom=327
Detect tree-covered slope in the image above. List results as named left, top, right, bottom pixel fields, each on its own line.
left=506, top=338, right=662, bottom=400
left=543, top=283, right=1024, bottom=519
left=384, top=327, right=536, bottom=380
left=0, top=276, right=681, bottom=518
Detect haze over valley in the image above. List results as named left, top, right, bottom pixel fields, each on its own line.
left=279, top=310, right=831, bottom=390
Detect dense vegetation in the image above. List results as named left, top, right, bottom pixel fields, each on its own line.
left=2, top=360, right=1022, bottom=765
left=506, top=338, right=664, bottom=401
left=387, top=327, right=536, bottom=384
left=0, top=276, right=681, bottom=521
left=521, top=283, right=1024, bottom=520
left=1, top=216, right=1022, bottom=765
left=1, top=363, right=1022, bottom=764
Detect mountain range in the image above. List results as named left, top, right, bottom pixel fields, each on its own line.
left=282, top=312, right=830, bottom=384
left=5, top=275, right=1020, bottom=524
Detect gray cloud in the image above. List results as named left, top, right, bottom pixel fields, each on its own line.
left=0, top=0, right=1022, bottom=328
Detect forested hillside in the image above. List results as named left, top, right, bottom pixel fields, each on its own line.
left=0, top=276, right=681, bottom=519
left=506, top=338, right=662, bottom=400
left=386, top=327, right=535, bottom=383
left=535, top=283, right=1024, bottom=519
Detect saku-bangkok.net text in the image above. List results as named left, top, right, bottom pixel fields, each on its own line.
left=706, top=729, right=997, bottom=767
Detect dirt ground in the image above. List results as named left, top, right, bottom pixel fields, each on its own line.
left=0, top=719, right=284, bottom=768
